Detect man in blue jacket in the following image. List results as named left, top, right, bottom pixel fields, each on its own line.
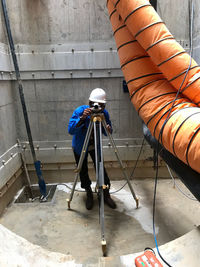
left=68, top=88, right=116, bottom=210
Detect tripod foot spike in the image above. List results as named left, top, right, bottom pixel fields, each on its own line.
left=135, top=197, right=139, bottom=209
left=66, top=199, right=71, bottom=210
left=101, top=239, right=107, bottom=257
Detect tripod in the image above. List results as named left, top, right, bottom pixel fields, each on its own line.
left=67, top=111, right=139, bottom=256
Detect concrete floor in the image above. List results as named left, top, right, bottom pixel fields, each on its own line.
left=0, top=179, right=199, bottom=265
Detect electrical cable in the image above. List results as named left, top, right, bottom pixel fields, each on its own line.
left=166, top=164, right=197, bottom=201
left=33, top=136, right=145, bottom=200
left=31, top=183, right=85, bottom=202
left=152, top=154, right=172, bottom=267
left=152, top=42, right=192, bottom=267
left=152, top=2, right=194, bottom=266
left=55, top=136, right=145, bottom=196
left=31, top=134, right=144, bottom=201
left=56, top=120, right=145, bottom=196
left=42, top=137, right=145, bottom=197
left=31, top=135, right=145, bottom=202
left=31, top=185, right=54, bottom=202
left=110, top=138, right=145, bottom=194
left=57, top=183, right=85, bottom=193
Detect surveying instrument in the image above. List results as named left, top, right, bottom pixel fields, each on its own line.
left=67, top=103, right=139, bottom=256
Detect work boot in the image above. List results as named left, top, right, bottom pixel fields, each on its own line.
left=85, top=187, right=93, bottom=210
left=104, top=188, right=116, bottom=209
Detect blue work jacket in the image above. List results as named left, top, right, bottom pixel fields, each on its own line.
left=68, top=105, right=112, bottom=155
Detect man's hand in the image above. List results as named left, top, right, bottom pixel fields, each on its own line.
left=106, top=124, right=112, bottom=134
left=80, top=108, right=92, bottom=120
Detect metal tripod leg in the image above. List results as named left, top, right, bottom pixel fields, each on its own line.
left=67, top=120, right=94, bottom=209
left=99, top=162, right=107, bottom=256
left=102, top=118, right=139, bottom=208
left=94, top=117, right=107, bottom=256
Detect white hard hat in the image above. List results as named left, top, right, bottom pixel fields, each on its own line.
left=89, top=88, right=106, bottom=103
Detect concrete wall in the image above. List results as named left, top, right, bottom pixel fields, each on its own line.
left=158, top=0, right=190, bottom=42
left=0, top=0, right=199, bottom=184
left=0, top=81, right=17, bottom=156
left=0, top=0, right=196, bottom=144
left=0, top=0, right=196, bottom=145
left=9, top=0, right=192, bottom=143
left=0, top=6, right=6, bottom=43
left=0, top=3, right=16, bottom=157
left=7, top=0, right=143, bottom=142
left=15, top=78, right=142, bottom=141
left=193, top=0, right=200, bottom=63
left=4, top=0, right=113, bottom=44
left=3, top=0, right=191, bottom=46
left=158, top=0, right=200, bottom=64
left=0, top=80, right=21, bottom=196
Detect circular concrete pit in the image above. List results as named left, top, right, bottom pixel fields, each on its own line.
left=0, top=179, right=199, bottom=266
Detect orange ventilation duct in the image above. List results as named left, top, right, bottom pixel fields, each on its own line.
left=107, top=0, right=200, bottom=174
left=111, top=0, right=200, bottom=106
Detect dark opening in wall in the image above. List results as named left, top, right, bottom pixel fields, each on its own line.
left=14, top=185, right=57, bottom=203
left=150, top=0, right=157, bottom=11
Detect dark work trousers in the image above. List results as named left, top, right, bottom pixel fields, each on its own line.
left=73, top=149, right=110, bottom=190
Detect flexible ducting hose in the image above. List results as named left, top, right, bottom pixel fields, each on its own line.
left=107, top=0, right=200, bottom=175
left=112, top=0, right=200, bottom=106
